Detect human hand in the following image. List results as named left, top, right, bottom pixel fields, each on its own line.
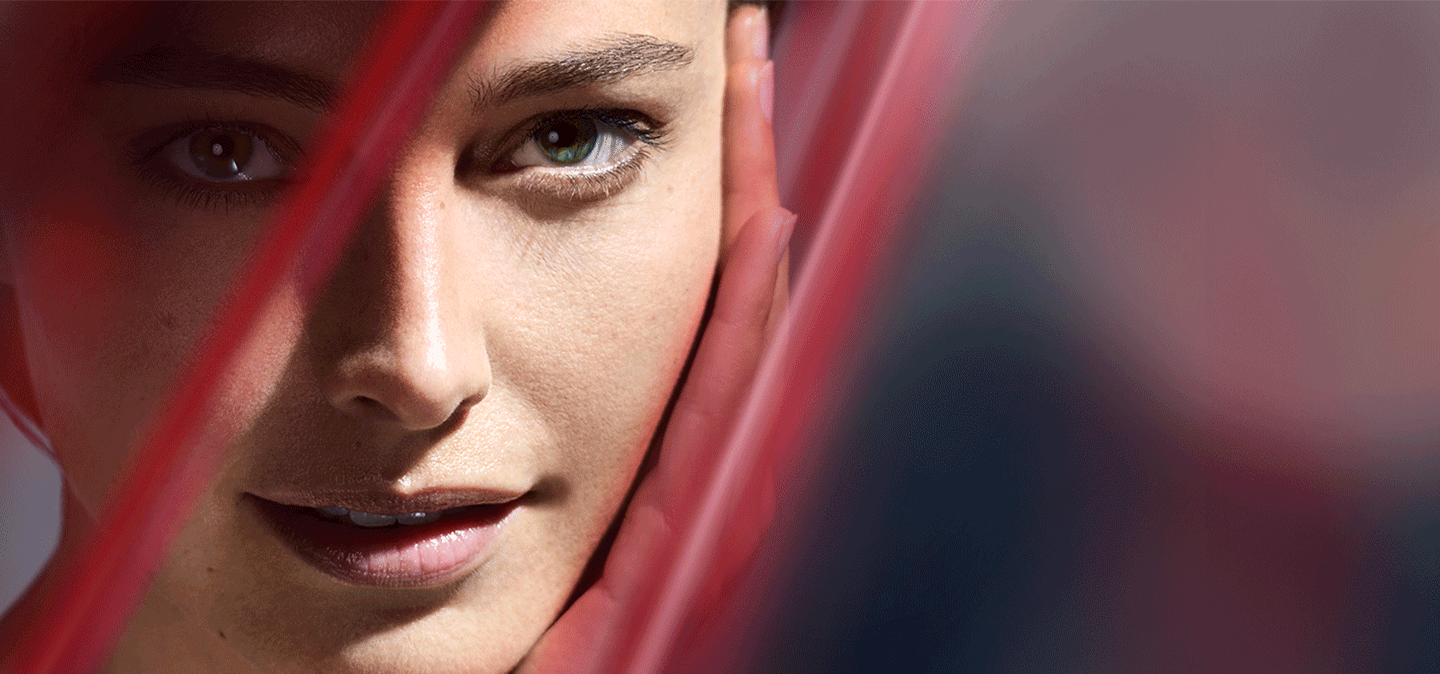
left=513, top=5, right=790, bottom=673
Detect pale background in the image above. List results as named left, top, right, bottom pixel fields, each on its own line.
left=0, top=412, right=61, bottom=615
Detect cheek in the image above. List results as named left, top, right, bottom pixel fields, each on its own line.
left=14, top=208, right=129, bottom=372
left=11, top=190, right=264, bottom=510
left=494, top=194, right=720, bottom=491
left=10, top=193, right=158, bottom=507
left=11, top=130, right=144, bottom=361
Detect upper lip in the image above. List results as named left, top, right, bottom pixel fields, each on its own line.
left=249, top=488, right=528, bottom=515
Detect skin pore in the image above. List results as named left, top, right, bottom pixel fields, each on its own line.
left=0, top=2, right=783, bottom=672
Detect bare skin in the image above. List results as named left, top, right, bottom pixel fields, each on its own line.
left=0, top=2, right=785, bottom=673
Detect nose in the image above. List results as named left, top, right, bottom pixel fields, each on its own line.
left=311, top=155, right=489, bottom=431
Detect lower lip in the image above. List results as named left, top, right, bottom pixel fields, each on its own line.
left=248, top=496, right=517, bottom=588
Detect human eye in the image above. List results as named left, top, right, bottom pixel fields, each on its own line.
left=488, top=109, right=667, bottom=201
left=129, top=120, right=298, bottom=210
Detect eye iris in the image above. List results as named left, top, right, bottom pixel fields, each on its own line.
left=188, top=129, right=253, bottom=179
left=535, top=118, right=597, bottom=165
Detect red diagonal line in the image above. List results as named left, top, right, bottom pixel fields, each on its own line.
left=7, top=3, right=488, bottom=673
left=599, top=2, right=995, bottom=673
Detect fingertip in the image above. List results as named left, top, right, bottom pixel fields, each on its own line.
left=751, top=7, right=770, bottom=61
left=726, top=5, right=766, bottom=65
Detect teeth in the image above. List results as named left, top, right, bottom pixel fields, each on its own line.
left=395, top=511, right=437, bottom=525
left=314, top=506, right=460, bottom=527
left=314, top=505, right=470, bottom=527
left=346, top=511, right=397, bottom=528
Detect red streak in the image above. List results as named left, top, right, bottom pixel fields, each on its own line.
left=599, top=3, right=996, bottom=674
left=8, top=4, right=488, bottom=673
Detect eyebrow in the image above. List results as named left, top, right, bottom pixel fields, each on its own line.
left=89, top=42, right=337, bottom=112
left=470, top=33, right=695, bottom=109
left=87, top=33, right=694, bottom=114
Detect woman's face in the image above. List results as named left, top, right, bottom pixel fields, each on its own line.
left=3, top=1, right=730, bottom=671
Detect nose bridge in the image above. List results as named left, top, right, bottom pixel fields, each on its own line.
left=389, top=174, right=454, bottom=380
left=318, top=150, right=489, bottom=431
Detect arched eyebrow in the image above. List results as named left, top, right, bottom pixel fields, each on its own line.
left=89, top=42, right=337, bottom=112
left=469, top=33, right=695, bottom=109
left=88, top=33, right=694, bottom=114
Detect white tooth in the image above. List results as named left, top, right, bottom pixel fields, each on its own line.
left=396, top=512, right=432, bottom=526
left=347, top=510, right=396, bottom=527
left=320, top=506, right=349, bottom=517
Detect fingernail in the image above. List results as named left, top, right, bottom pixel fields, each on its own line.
left=774, top=210, right=796, bottom=259
left=758, top=60, right=774, bottom=125
left=751, top=8, right=770, bottom=61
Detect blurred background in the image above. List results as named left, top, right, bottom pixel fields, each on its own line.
left=6, top=2, right=1440, bottom=672
left=738, top=3, right=1440, bottom=673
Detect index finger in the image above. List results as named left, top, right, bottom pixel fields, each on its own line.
left=723, top=5, right=780, bottom=253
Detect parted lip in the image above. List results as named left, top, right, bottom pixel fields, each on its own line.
left=247, top=487, right=528, bottom=515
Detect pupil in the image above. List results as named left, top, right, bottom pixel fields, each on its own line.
left=188, top=130, right=252, bottom=180
left=536, top=119, right=596, bottom=166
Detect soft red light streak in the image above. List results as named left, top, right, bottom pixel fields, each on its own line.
left=6, top=4, right=487, bottom=673
left=599, top=3, right=995, bottom=673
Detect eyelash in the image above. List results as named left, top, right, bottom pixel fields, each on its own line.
left=474, top=107, right=669, bottom=202
left=128, top=117, right=298, bottom=211
left=129, top=109, right=669, bottom=211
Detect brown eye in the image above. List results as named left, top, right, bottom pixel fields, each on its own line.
left=188, top=129, right=253, bottom=179
left=159, top=126, right=287, bottom=183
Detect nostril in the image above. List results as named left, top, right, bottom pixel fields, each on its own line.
left=457, top=392, right=484, bottom=412
left=347, top=395, right=399, bottom=423
left=332, top=378, right=484, bottom=431
left=319, top=325, right=490, bottom=431
left=353, top=395, right=382, bottom=411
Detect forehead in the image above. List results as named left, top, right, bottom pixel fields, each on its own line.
left=156, top=1, right=725, bottom=78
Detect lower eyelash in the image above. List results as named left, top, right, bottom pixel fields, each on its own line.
left=126, top=117, right=298, bottom=212
left=133, top=162, right=284, bottom=212
left=481, top=108, right=668, bottom=203
left=508, top=145, right=652, bottom=203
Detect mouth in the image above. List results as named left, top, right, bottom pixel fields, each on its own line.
left=246, top=490, right=523, bottom=588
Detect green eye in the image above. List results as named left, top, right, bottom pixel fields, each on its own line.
left=499, top=110, right=664, bottom=189
left=534, top=118, right=597, bottom=165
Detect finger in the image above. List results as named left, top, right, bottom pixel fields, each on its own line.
left=722, top=13, right=779, bottom=255
left=726, top=4, right=768, bottom=66
left=765, top=246, right=789, bottom=341
left=592, top=207, right=790, bottom=666
left=522, top=13, right=785, bottom=669
left=696, top=460, right=776, bottom=616
left=724, top=5, right=787, bottom=361
left=514, top=207, right=793, bottom=674
left=654, top=205, right=794, bottom=499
